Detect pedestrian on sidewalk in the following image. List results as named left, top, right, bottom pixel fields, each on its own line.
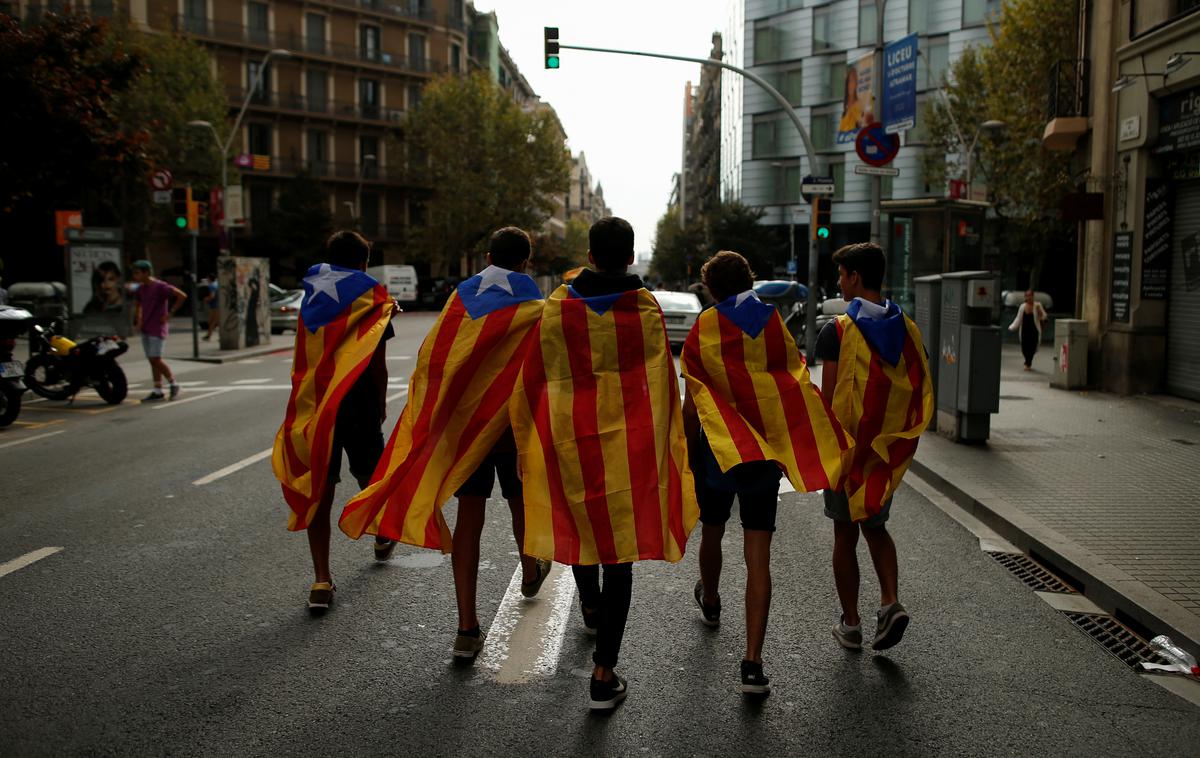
left=272, top=231, right=399, bottom=613
left=1009, top=290, right=1048, bottom=371
left=680, top=251, right=850, bottom=696
left=511, top=217, right=698, bottom=711
left=815, top=242, right=933, bottom=653
left=130, top=260, right=185, bottom=402
left=202, top=275, right=219, bottom=341
left=339, top=226, right=551, bottom=660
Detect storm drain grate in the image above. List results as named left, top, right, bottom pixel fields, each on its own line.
left=986, top=551, right=1078, bottom=594
left=1063, top=613, right=1169, bottom=670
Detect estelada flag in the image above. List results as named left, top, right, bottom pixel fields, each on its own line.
left=273, top=263, right=397, bottom=531
left=831, top=300, right=933, bottom=522
left=681, top=291, right=851, bottom=492
left=511, top=285, right=699, bottom=566
left=338, top=266, right=544, bottom=549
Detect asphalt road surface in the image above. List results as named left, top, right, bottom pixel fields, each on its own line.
left=2, top=313, right=1198, bottom=756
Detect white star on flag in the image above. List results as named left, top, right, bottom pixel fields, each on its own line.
left=305, top=263, right=353, bottom=305
left=735, top=290, right=762, bottom=307
left=475, top=265, right=514, bottom=297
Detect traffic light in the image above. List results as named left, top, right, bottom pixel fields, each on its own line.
left=811, top=197, right=832, bottom=241
left=544, top=27, right=560, bottom=69
left=195, top=201, right=209, bottom=232
left=172, top=187, right=192, bottom=230
left=186, top=198, right=200, bottom=232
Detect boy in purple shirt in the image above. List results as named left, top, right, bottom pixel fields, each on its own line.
left=131, top=260, right=187, bottom=401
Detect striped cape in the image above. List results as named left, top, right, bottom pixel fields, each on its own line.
left=339, top=267, right=544, bottom=549
left=511, top=285, right=699, bottom=566
left=273, top=264, right=397, bottom=531
left=832, top=309, right=933, bottom=521
left=681, top=292, right=850, bottom=492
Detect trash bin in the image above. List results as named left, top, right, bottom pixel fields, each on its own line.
left=7, top=282, right=68, bottom=329
left=1051, top=318, right=1088, bottom=390
left=913, top=275, right=943, bottom=432
left=937, top=271, right=1001, bottom=443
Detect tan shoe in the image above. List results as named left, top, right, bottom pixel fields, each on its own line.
left=308, top=581, right=336, bottom=612
left=453, top=629, right=486, bottom=659
left=521, top=558, right=553, bottom=598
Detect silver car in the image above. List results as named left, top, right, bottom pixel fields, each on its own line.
left=651, top=290, right=703, bottom=348
left=271, top=290, right=304, bottom=334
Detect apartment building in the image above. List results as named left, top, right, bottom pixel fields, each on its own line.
left=680, top=32, right=723, bottom=229
left=568, top=152, right=610, bottom=225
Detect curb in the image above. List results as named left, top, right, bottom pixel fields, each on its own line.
left=167, top=343, right=292, bottom=364
left=910, top=455, right=1200, bottom=659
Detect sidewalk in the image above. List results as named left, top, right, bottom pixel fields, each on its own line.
left=153, top=317, right=293, bottom=364
left=911, top=342, right=1200, bottom=654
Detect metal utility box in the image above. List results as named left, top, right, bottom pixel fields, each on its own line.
left=1052, top=318, right=1088, bottom=390
left=937, top=271, right=1001, bottom=443
left=913, top=274, right=943, bottom=432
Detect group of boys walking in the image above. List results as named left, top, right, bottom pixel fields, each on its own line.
left=272, top=218, right=932, bottom=710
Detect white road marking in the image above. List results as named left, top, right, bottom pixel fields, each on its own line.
left=478, top=564, right=576, bottom=683
left=176, top=381, right=209, bottom=387
left=779, top=478, right=796, bottom=494
left=193, top=448, right=273, bottom=486
left=239, top=359, right=264, bottom=364
left=386, top=388, right=409, bottom=403
left=231, top=378, right=272, bottom=385
left=0, top=430, right=65, bottom=449
left=386, top=355, right=415, bottom=361
left=0, top=547, right=64, bottom=579
left=153, top=388, right=232, bottom=409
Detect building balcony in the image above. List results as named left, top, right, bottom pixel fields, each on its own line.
left=237, top=155, right=427, bottom=188
left=226, top=86, right=406, bottom=125
left=1043, top=59, right=1090, bottom=152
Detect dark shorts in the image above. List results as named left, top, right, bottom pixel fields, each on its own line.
left=328, top=424, right=385, bottom=490
left=823, top=489, right=893, bottom=527
left=455, top=449, right=522, bottom=499
left=692, top=434, right=782, bottom=533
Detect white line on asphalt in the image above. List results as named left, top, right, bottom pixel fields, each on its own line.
left=779, top=478, right=796, bottom=494
left=0, top=430, right=65, bottom=449
left=152, top=388, right=232, bottom=409
left=176, top=381, right=209, bottom=387
left=193, top=448, right=273, bottom=486
left=232, top=378, right=272, bottom=385
left=385, top=389, right=409, bottom=403
left=385, top=355, right=415, bottom=361
left=477, top=563, right=576, bottom=684
left=0, top=547, right=64, bottom=579
left=239, top=359, right=264, bottom=364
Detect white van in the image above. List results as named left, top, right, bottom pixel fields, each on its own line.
left=367, top=265, right=418, bottom=307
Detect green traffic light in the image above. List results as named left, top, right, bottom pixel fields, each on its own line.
left=547, top=55, right=560, bottom=69
left=175, top=217, right=188, bottom=229
left=817, top=227, right=830, bottom=239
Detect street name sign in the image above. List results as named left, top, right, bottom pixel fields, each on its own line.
left=800, top=175, right=835, bottom=203
left=153, top=190, right=172, bottom=205
left=854, top=164, right=900, bottom=176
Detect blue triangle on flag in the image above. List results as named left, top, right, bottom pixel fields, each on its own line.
left=715, top=293, right=775, bottom=339
left=566, top=287, right=625, bottom=315
left=457, top=270, right=542, bottom=319
left=300, top=263, right=378, bottom=332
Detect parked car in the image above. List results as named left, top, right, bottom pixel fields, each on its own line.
left=271, top=289, right=304, bottom=334
left=268, top=283, right=295, bottom=303
left=417, top=277, right=461, bottom=311
left=651, top=290, right=703, bottom=348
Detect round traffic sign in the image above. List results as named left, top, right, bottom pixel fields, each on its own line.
left=150, top=169, right=173, bottom=191
left=855, top=123, right=900, bottom=167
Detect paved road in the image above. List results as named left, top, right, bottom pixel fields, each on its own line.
left=1, top=314, right=1198, bottom=756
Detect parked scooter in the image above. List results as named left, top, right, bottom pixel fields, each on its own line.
left=0, top=305, right=33, bottom=427
left=24, top=320, right=129, bottom=404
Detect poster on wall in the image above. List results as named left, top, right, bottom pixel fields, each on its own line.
left=69, top=246, right=125, bottom=316
left=837, top=53, right=875, bottom=145
left=1154, top=87, right=1200, bottom=154
left=216, top=257, right=271, bottom=351
left=1141, top=179, right=1172, bottom=300
left=1111, top=232, right=1133, bottom=323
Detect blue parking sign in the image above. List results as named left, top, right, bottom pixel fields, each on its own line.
left=883, top=34, right=918, bottom=135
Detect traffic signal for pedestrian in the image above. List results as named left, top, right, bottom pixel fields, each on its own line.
left=811, top=197, right=831, bottom=241
left=544, top=27, right=560, bottom=69
left=172, top=187, right=192, bottom=230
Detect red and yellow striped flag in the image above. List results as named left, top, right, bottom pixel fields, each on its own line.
left=511, top=285, right=699, bottom=566
left=681, top=292, right=851, bottom=492
left=832, top=310, right=933, bottom=522
left=273, top=264, right=397, bottom=531
left=339, top=267, right=544, bottom=549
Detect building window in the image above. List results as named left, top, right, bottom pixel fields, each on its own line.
left=360, top=25, right=381, bottom=63
left=247, top=1, right=269, bottom=45
left=962, top=0, right=1001, bottom=26
left=360, top=193, right=381, bottom=237
left=917, top=36, right=949, bottom=90
left=813, top=6, right=832, bottom=52
left=859, top=0, right=878, bottom=46
left=773, top=162, right=801, bottom=204
left=831, top=162, right=845, bottom=201
left=247, top=61, right=270, bottom=103
left=306, top=130, right=327, bottom=176
left=408, top=33, right=427, bottom=71
left=908, top=0, right=929, bottom=33
left=818, top=58, right=847, bottom=103
left=91, top=0, right=114, bottom=17
left=360, top=136, right=380, bottom=176
left=906, top=96, right=931, bottom=143
left=250, top=186, right=273, bottom=230
left=305, top=13, right=326, bottom=55
left=183, top=0, right=206, bottom=34
left=774, top=64, right=803, bottom=106
left=408, top=83, right=422, bottom=110
left=754, top=22, right=781, bottom=64
left=305, top=69, right=327, bottom=113
left=358, top=79, right=380, bottom=119
left=811, top=107, right=837, bottom=151
left=247, top=123, right=271, bottom=155
left=752, top=113, right=781, bottom=158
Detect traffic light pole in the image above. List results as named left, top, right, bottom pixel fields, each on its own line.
left=189, top=230, right=199, bottom=360
left=869, top=0, right=886, bottom=248
left=557, top=43, right=826, bottom=363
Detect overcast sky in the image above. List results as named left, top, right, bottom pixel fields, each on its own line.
left=473, top=0, right=730, bottom=257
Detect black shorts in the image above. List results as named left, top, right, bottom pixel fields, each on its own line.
left=328, top=424, right=385, bottom=490
left=455, top=449, right=522, bottom=499
left=692, top=434, right=782, bottom=533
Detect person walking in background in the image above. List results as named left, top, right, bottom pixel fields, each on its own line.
left=1009, top=289, right=1048, bottom=371
left=202, top=275, right=219, bottom=341
left=130, top=260, right=186, bottom=402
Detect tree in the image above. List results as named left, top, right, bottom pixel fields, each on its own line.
left=531, top=216, right=590, bottom=276
left=404, top=72, right=571, bottom=276
left=249, top=172, right=334, bottom=286
left=650, top=207, right=703, bottom=286
left=650, top=200, right=776, bottom=287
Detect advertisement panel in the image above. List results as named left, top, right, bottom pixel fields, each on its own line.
left=882, top=34, right=918, bottom=134
left=837, top=53, right=875, bottom=145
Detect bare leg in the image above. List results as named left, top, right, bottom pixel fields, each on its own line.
left=148, top=359, right=161, bottom=388
left=505, top=494, right=536, bottom=582
left=743, top=529, right=773, bottom=663
left=861, top=524, right=899, bottom=608
left=452, top=495, right=486, bottom=631
left=156, top=358, right=175, bottom=384
left=832, top=520, right=861, bottom=627
left=306, top=484, right=336, bottom=584
left=698, top=522, right=724, bottom=605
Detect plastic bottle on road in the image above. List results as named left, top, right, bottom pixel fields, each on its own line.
left=1149, top=635, right=1200, bottom=676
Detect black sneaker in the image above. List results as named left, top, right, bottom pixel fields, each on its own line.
left=141, top=390, right=165, bottom=403
left=168, top=382, right=180, bottom=400
left=694, top=580, right=720, bottom=627
left=373, top=537, right=397, bottom=562
left=589, top=673, right=628, bottom=710
left=872, top=602, right=910, bottom=650
left=581, top=603, right=599, bottom=636
left=740, top=659, right=771, bottom=695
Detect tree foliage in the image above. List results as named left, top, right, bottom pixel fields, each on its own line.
left=531, top=216, right=589, bottom=276
left=405, top=72, right=571, bottom=276
left=650, top=201, right=774, bottom=287
left=249, top=172, right=334, bottom=286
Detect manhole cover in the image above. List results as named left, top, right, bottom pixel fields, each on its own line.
left=1063, top=612, right=1170, bottom=670
left=987, top=552, right=1077, bottom=593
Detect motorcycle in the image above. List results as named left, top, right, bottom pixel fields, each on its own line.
left=0, top=305, right=33, bottom=427
left=24, top=320, right=129, bottom=405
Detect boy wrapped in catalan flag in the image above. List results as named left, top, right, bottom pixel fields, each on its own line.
left=815, top=242, right=933, bottom=652
left=511, top=217, right=699, bottom=710
left=681, top=251, right=851, bottom=696
left=339, top=227, right=549, bottom=660
left=272, top=231, right=399, bottom=612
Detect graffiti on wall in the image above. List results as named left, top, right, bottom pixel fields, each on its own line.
left=216, top=257, right=270, bottom=350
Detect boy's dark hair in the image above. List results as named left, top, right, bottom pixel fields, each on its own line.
left=701, top=251, right=755, bottom=303
left=326, top=230, right=372, bottom=269
left=588, top=216, right=635, bottom=272
left=832, top=242, right=886, bottom=291
left=489, top=226, right=532, bottom=270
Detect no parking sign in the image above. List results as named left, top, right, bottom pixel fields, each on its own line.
left=855, top=123, right=900, bottom=167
